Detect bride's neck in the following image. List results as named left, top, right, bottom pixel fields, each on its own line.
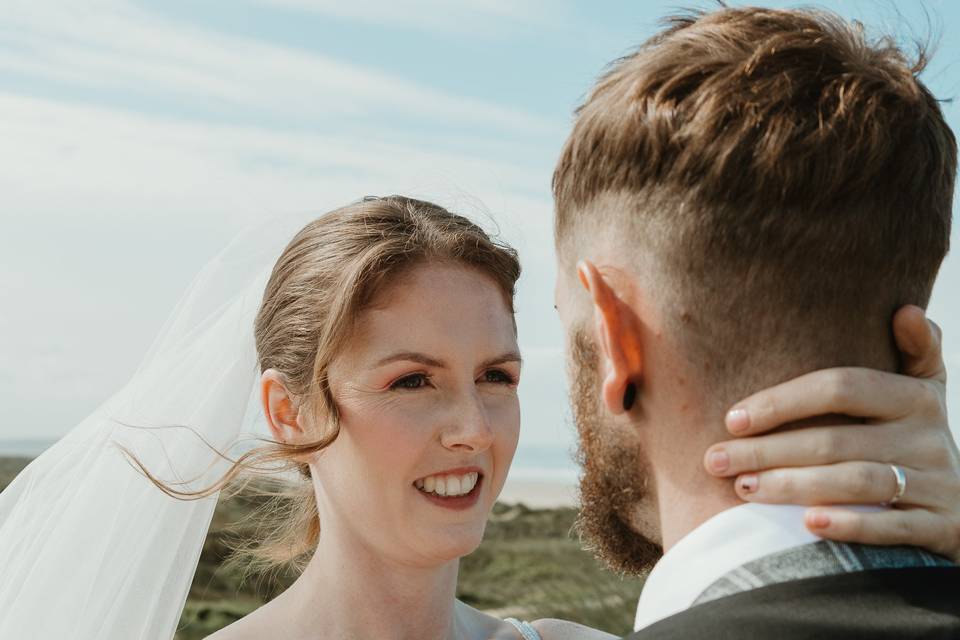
left=280, top=523, right=463, bottom=640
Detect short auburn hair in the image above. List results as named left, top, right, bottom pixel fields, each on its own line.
left=553, top=7, right=955, bottom=405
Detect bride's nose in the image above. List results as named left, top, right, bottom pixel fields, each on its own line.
left=439, top=390, right=494, bottom=452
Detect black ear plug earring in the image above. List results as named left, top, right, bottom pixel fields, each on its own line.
left=623, top=381, right=637, bottom=412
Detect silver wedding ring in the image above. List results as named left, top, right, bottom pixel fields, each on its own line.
left=887, top=464, right=907, bottom=506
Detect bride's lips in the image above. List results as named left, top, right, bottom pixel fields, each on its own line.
left=413, top=466, right=484, bottom=511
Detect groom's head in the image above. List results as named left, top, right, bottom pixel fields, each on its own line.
left=554, top=6, right=955, bottom=574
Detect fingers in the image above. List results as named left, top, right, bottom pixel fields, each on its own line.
left=892, top=305, right=947, bottom=382
left=803, top=507, right=959, bottom=562
left=723, top=368, right=934, bottom=436
left=729, top=462, right=948, bottom=510
left=704, top=423, right=935, bottom=476
left=725, top=306, right=947, bottom=437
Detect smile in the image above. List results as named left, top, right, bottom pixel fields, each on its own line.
left=413, top=468, right=484, bottom=510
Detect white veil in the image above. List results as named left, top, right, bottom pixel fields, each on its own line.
left=0, top=212, right=313, bottom=638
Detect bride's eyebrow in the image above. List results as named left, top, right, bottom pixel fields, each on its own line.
left=373, top=351, right=522, bottom=369
left=481, top=352, right=523, bottom=369
left=375, top=352, right=446, bottom=368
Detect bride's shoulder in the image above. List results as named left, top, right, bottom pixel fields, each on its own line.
left=469, top=609, right=615, bottom=640
left=528, top=618, right=618, bottom=640
left=203, top=618, right=260, bottom=640
left=455, top=600, right=617, bottom=640
left=203, top=602, right=276, bottom=640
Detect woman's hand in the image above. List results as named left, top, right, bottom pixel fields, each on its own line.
left=703, top=305, right=960, bottom=562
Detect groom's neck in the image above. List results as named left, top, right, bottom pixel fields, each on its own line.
left=648, top=416, right=742, bottom=551
left=635, top=374, right=745, bottom=551
left=645, top=406, right=865, bottom=551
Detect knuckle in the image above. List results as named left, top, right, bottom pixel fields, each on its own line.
left=894, top=515, right=914, bottom=541
left=752, top=397, right=779, bottom=429
left=922, top=434, right=953, bottom=469
left=850, top=465, right=876, bottom=497
left=812, top=431, right=840, bottom=462
left=843, top=513, right=865, bottom=540
left=824, top=370, right=853, bottom=406
left=772, top=470, right=796, bottom=497
left=920, top=379, right=940, bottom=405
left=804, top=472, right=830, bottom=501
left=747, top=443, right=767, bottom=470
left=917, top=382, right=943, bottom=415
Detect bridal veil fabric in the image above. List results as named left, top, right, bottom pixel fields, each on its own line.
left=0, top=212, right=312, bottom=638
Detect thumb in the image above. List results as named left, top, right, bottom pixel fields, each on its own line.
left=892, top=305, right=946, bottom=383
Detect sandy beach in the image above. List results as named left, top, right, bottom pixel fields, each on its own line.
left=499, top=476, right=579, bottom=508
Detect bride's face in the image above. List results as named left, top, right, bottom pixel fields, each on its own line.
left=313, top=261, right=521, bottom=565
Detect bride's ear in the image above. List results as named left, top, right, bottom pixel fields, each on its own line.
left=260, top=368, right=305, bottom=444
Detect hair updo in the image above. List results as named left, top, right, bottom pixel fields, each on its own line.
left=133, top=195, right=520, bottom=582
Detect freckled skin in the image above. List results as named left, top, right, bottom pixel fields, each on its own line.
left=233, top=262, right=617, bottom=640
left=313, top=262, right=522, bottom=567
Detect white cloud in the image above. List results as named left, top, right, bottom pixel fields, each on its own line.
left=0, top=92, right=551, bottom=222
left=0, top=89, right=562, bottom=442
left=0, top=0, right=558, bottom=134
left=255, top=0, right=569, bottom=34
left=1, top=0, right=956, bottom=458
left=0, top=0, right=564, bottom=445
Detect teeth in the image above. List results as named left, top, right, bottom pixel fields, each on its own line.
left=415, top=471, right=480, bottom=497
left=446, top=475, right=462, bottom=495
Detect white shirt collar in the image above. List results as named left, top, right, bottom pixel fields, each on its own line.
left=633, top=503, right=820, bottom=631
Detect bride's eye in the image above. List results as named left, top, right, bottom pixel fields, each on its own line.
left=480, top=369, right=516, bottom=385
left=390, top=373, right=431, bottom=390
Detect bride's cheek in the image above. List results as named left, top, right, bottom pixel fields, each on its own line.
left=491, top=396, right=521, bottom=441
left=490, top=401, right=522, bottom=483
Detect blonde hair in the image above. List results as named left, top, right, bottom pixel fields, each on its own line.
left=125, top=195, right=521, bottom=583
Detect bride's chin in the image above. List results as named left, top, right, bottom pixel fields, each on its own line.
left=414, top=524, right=487, bottom=562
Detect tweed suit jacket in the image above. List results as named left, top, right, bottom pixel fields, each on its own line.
left=624, top=541, right=960, bottom=639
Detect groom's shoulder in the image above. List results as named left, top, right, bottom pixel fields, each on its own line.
left=623, top=566, right=960, bottom=640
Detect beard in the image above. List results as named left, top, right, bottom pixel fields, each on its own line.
left=570, top=327, right=663, bottom=576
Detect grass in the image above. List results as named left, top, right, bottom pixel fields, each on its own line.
left=0, top=458, right=645, bottom=637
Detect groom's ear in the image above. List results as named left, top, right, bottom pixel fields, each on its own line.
left=577, top=260, right=644, bottom=415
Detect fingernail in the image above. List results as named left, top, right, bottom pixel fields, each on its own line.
left=807, top=511, right=831, bottom=529
left=707, top=449, right=729, bottom=473
left=726, top=408, right=750, bottom=434
left=738, top=474, right=758, bottom=493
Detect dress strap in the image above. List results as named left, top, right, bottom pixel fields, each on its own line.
left=504, top=617, right=543, bottom=640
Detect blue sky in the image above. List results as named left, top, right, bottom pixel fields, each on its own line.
left=1, top=0, right=958, bottom=468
